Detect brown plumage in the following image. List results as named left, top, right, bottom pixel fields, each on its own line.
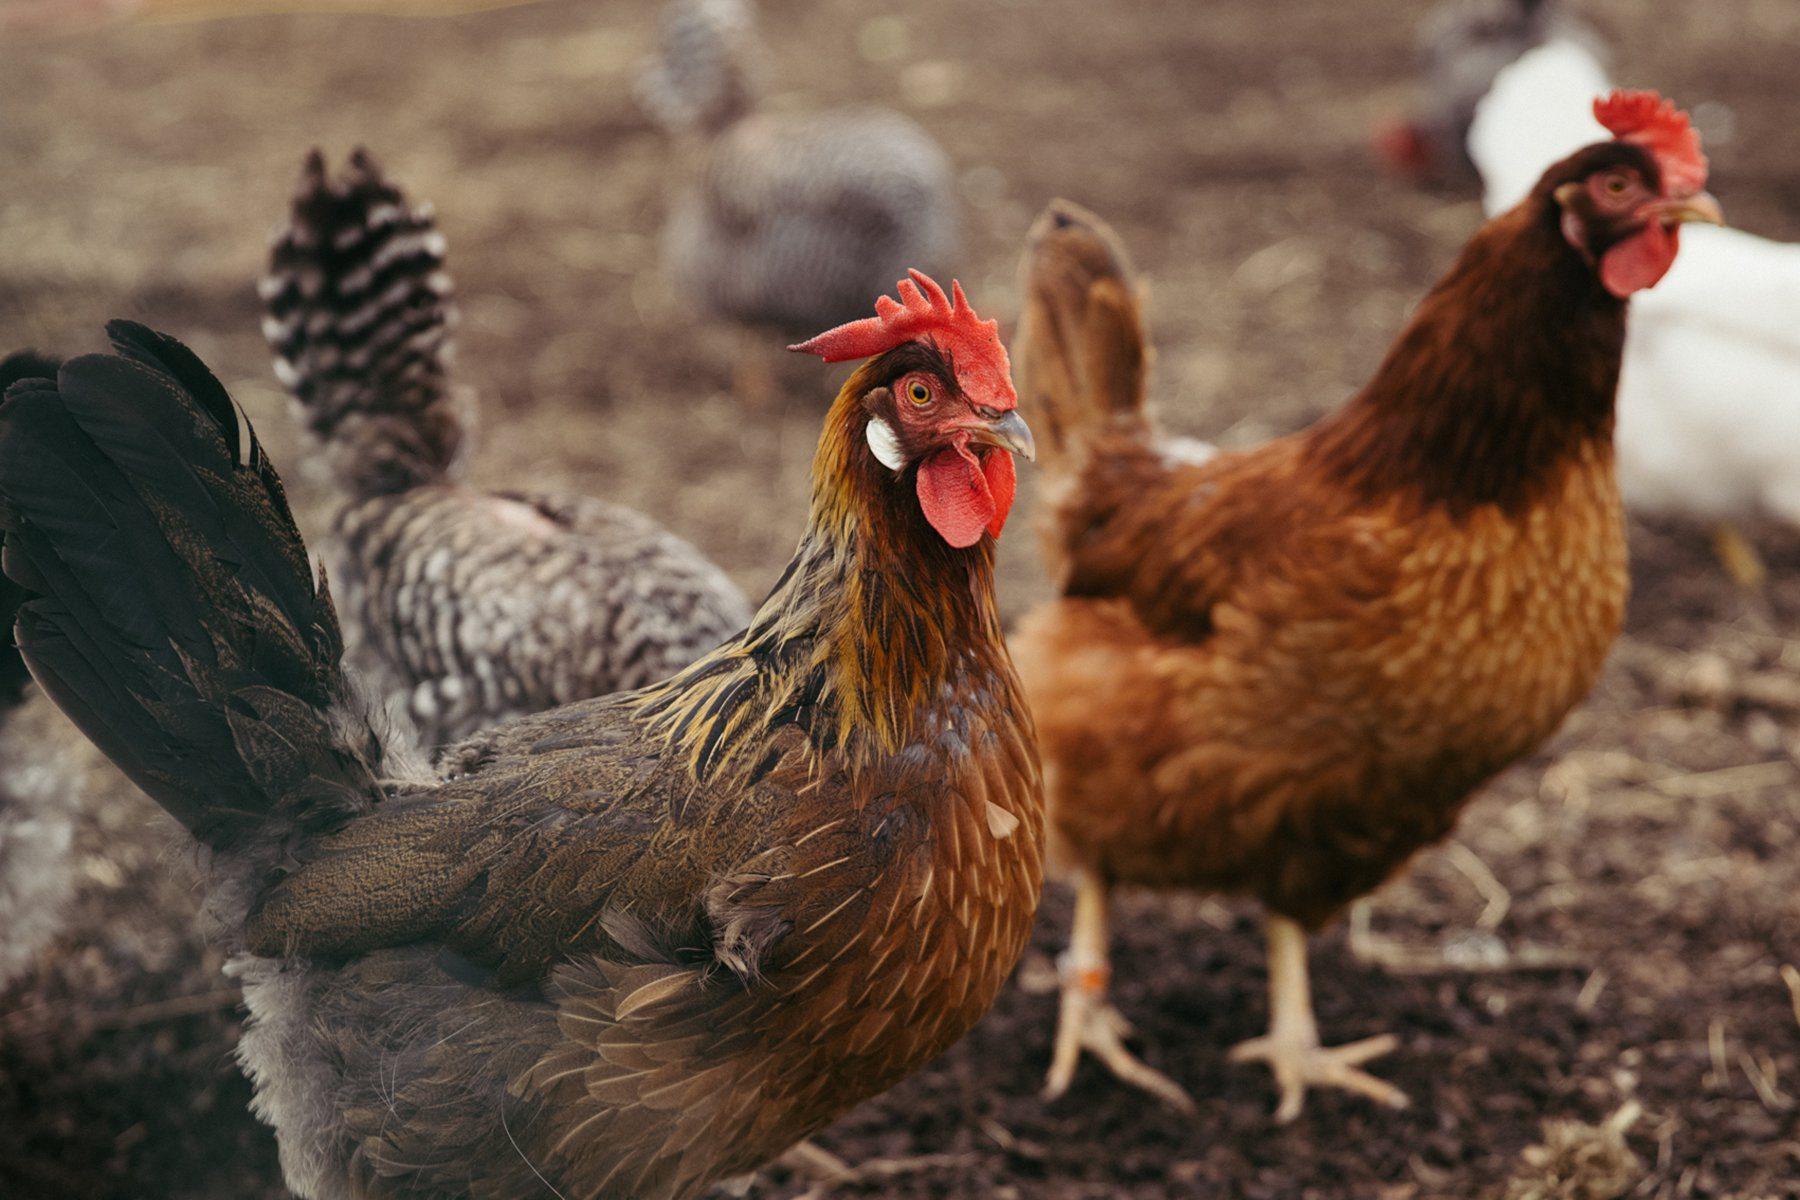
left=0, top=301, right=1041, bottom=1198
left=1014, top=131, right=1719, bottom=1120
left=263, top=150, right=749, bottom=748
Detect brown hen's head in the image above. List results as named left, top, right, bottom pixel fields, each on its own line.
left=1543, top=90, right=1722, bottom=298
left=792, top=270, right=1035, bottom=548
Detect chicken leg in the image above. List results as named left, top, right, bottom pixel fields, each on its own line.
left=1042, top=872, right=1195, bottom=1112
left=1228, top=913, right=1410, bottom=1122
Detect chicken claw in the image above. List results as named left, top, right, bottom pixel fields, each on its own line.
left=1233, top=913, right=1410, bottom=1122
left=1041, top=872, right=1195, bottom=1112
left=1228, top=1031, right=1408, bottom=1123
left=1043, top=968, right=1196, bottom=1112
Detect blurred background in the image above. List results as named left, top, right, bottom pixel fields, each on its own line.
left=1, top=0, right=1797, bottom=1196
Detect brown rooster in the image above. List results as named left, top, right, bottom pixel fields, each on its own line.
left=1011, top=93, right=1721, bottom=1120
left=0, top=274, right=1041, bottom=1198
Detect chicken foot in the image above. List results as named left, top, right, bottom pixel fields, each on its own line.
left=1229, top=913, right=1410, bottom=1122
left=1042, top=872, right=1195, bottom=1112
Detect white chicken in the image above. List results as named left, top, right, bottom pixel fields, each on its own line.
left=1390, top=12, right=1800, bottom=583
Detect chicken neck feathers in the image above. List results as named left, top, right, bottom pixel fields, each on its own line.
left=1304, top=194, right=1624, bottom=516
left=634, top=353, right=1020, bottom=782
left=1471, top=38, right=1800, bottom=525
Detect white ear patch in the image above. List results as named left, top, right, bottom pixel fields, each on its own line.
left=865, top=417, right=907, bottom=472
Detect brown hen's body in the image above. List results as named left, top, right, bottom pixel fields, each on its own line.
left=0, top=323, right=1041, bottom=1199
left=1013, top=167, right=1675, bottom=1115
left=1021, top=434, right=1622, bottom=926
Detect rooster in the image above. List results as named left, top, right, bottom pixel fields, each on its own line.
left=639, top=0, right=960, bottom=332
left=1011, top=94, right=1721, bottom=1120
left=1381, top=1, right=1800, bottom=587
left=0, top=272, right=1041, bottom=1199
left=262, top=150, right=751, bottom=747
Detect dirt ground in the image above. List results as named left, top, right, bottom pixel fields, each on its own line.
left=1, top=0, right=1798, bottom=1196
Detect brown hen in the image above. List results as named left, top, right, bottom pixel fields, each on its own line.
left=1010, top=93, right=1721, bottom=1121
left=0, top=273, right=1041, bottom=1198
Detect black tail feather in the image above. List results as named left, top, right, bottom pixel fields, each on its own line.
left=0, top=330, right=385, bottom=852
left=0, top=350, right=61, bottom=707
left=1, top=350, right=61, bottom=396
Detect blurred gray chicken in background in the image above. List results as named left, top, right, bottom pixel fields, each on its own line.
left=639, top=0, right=960, bottom=331
left=262, top=151, right=750, bottom=748
left=1374, top=0, right=1603, bottom=185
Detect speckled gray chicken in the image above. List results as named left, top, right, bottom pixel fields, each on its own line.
left=261, top=151, right=751, bottom=748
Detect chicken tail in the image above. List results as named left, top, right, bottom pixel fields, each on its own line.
left=0, top=350, right=61, bottom=709
left=1011, top=200, right=1154, bottom=477
left=0, top=323, right=404, bottom=866
left=262, top=148, right=467, bottom=503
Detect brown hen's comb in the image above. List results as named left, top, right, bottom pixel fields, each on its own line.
left=1594, top=90, right=1708, bottom=198
left=790, top=269, right=1018, bottom=411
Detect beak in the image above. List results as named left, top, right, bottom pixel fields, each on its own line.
left=968, top=410, right=1037, bottom=462
left=1654, top=191, right=1724, bottom=227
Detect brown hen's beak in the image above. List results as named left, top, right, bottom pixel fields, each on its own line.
left=968, top=410, right=1037, bottom=462
left=1654, top=192, right=1724, bottom=227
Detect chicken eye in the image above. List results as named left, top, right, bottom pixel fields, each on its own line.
left=906, top=380, right=932, bottom=406
left=1603, top=173, right=1630, bottom=195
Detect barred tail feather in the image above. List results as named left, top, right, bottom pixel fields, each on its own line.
left=0, top=322, right=393, bottom=857
left=261, top=148, right=465, bottom=501
left=1011, top=200, right=1153, bottom=474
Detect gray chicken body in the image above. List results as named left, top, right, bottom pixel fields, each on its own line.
left=333, top=485, right=750, bottom=746
left=664, top=108, right=959, bottom=331
left=263, top=151, right=749, bottom=749
left=642, top=0, right=960, bottom=332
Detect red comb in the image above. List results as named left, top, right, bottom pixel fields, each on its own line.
left=1594, top=90, right=1708, bottom=197
left=790, top=270, right=1018, bottom=411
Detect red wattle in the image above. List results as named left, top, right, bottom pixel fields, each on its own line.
left=981, top=448, right=1016, bottom=538
left=917, top=445, right=997, bottom=548
left=1600, top=222, right=1678, bottom=298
